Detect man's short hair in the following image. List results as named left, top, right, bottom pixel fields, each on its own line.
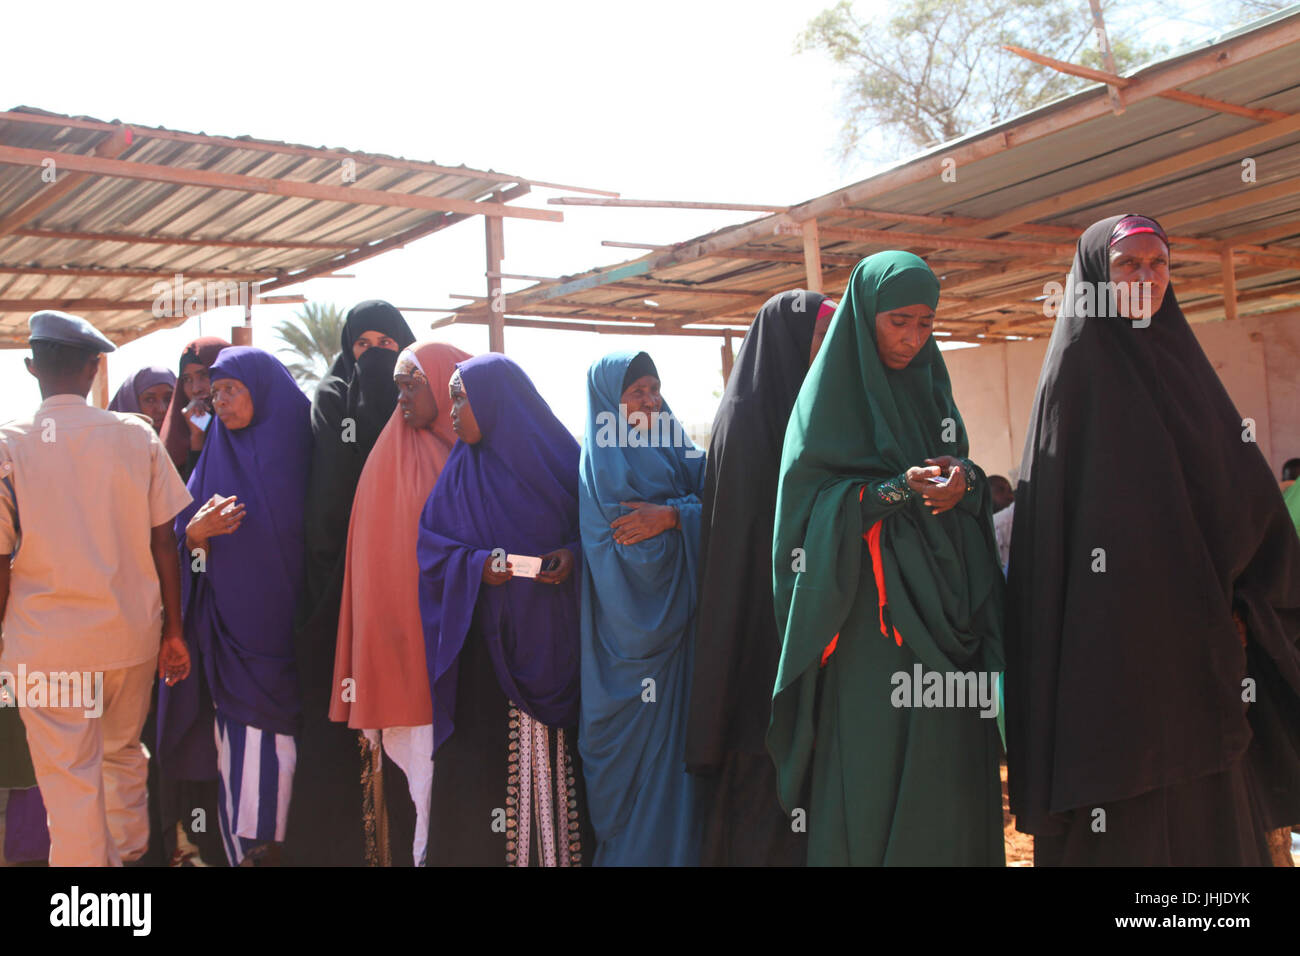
left=1283, top=458, right=1300, bottom=483
left=31, top=340, right=100, bottom=376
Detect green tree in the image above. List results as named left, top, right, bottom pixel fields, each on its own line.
left=273, top=302, right=345, bottom=390
left=800, top=0, right=1171, bottom=159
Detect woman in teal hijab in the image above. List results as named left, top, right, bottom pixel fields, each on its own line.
left=579, top=350, right=706, bottom=865
left=770, top=251, right=1005, bottom=866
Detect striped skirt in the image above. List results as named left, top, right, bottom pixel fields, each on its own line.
left=214, top=711, right=296, bottom=866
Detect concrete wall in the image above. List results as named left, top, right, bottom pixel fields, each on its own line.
left=944, top=309, right=1300, bottom=482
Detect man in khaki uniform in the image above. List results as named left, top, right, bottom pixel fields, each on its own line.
left=0, top=311, right=193, bottom=866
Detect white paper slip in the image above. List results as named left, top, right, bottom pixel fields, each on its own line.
left=507, top=554, right=543, bottom=578
left=192, top=411, right=212, bottom=431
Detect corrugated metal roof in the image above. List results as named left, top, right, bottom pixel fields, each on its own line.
left=0, top=106, right=601, bottom=346
left=447, top=10, right=1300, bottom=342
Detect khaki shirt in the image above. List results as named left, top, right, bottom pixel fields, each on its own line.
left=0, top=394, right=192, bottom=672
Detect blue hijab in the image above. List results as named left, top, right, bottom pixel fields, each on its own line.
left=577, top=350, right=706, bottom=866
left=159, top=347, right=311, bottom=768
left=418, top=353, right=582, bottom=753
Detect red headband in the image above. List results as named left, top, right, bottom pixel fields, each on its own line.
left=1109, top=215, right=1169, bottom=249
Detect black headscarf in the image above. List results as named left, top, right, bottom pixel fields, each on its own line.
left=685, top=290, right=824, bottom=773
left=286, top=299, right=415, bottom=865
left=1005, top=214, right=1300, bottom=836
left=300, top=300, right=416, bottom=617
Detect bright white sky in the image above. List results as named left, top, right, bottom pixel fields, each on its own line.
left=0, top=0, right=1232, bottom=432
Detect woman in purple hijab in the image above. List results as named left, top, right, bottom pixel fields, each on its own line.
left=109, top=366, right=176, bottom=433
left=417, top=353, right=592, bottom=866
left=158, top=347, right=311, bottom=866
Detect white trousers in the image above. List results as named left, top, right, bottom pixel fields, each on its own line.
left=18, top=658, right=156, bottom=866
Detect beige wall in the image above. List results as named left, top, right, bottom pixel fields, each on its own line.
left=945, top=309, right=1300, bottom=482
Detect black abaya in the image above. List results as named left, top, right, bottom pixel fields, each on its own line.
left=685, top=289, right=824, bottom=866
left=285, top=301, right=415, bottom=866
left=1006, top=215, right=1300, bottom=863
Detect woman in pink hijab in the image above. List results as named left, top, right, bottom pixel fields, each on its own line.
left=331, top=341, right=471, bottom=865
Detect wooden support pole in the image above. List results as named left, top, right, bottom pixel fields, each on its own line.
left=721, top=330, right=735, bottom=386
left=486, top=210, right=506, bottom=353
left=92, top=353, right=109, bottom=408
left=1221, top=249, right=1239, bottom=320
left=802, top=220, right=824, bottom=293
left=231, top=294, right=254, bottom=346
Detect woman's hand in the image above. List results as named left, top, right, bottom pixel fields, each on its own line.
left=611, top=501, right=678, bottom=545
left=536, top=548, right=575, bottom=585
left=186, top=494, right=244, bottom=551
left=184, top=401, right=208, bottom=449
left=159, top=634, right=191, bottom=686
left=482, top=554, right=514, bottom=587
left=905, top=457, right=966, bottom=515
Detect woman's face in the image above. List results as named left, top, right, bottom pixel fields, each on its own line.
left=1108, top=233, right=1170, bottom=320
left=351, top=329, right=401, bottom=360
left=396, top=372, right=438, bottom=429
left=210, top=377, right=255, bottom=431
left=180, top=363, right=211, bottom=403
left=448, top=370, right=482, bottom=444
left=620, top=374, right=662, bottom=431
left=138, top=383, right=173, bottom=431
left=874, top=304, right=935, bottom=370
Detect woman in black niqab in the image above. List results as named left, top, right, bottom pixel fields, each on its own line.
left=1005, top=214, right=1300, bottom=865
left=685, top=289, right=827, bottom=866
left=285, top=300, right=416, bottom=866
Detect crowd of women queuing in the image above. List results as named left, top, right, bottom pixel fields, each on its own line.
left=3, top=212, right=1299, bottom=867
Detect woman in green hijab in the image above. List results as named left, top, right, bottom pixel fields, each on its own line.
left=769, top=251, right=1005, bottom=866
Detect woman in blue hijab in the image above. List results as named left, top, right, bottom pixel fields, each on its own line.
left=418, top=353, right=591, bottom=866
left=158, top=347, right=312, bottom=866
left=578, top=350, right=706, bottom=866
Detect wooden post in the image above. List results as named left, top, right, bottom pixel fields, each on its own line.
left=485, top=207, right=506, bottom=353
left=720, top=330, right=735, bottom=386
left=1087, top=0, right=1125, bottom=115
left=231, top=295, right=254, bottom=346
left=801, top=220, right=824, bottom=293
left=92, top=353, right=109, bottom=408
left=1221, top=249, right=1240, bottom=320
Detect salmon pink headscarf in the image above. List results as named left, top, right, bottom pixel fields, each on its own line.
left=330, top=341, right=471, bottom=729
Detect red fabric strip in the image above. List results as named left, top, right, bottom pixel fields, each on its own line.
left=865, top=519, right=903, bottom=646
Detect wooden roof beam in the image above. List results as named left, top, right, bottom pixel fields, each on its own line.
left=0, top=294, right=304, bottom=312
left=446, top=310, right=751, bottom=337
left=952, top=110, right=1300, bottom=238
left=0, top=126, right=133, bottom=237
left=1159, top=177, right=1300, bottom=230
left=0, top=265, right=275, bottom=281
left=549, top=197, right=786, bottom=213
left=5, top=227, right=353, bottom=251
left=1002, top=45, right=1290, bottom=122
left=258, top=183, right=532, bottom=294
left=0, top=111, right=619, bottom=197
left=0, top=143, right=562, bottom=222
left=829, top=207, right=1293, bottom=260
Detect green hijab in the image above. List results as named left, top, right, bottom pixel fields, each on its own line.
left=769, top=251, right=1005, bottom=813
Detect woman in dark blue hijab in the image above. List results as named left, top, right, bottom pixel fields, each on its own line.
left=579, top=350, right=706, bottom=866
left=418, top=353, right=591, bottom=866
left=159, top=346, right=311, bottom=866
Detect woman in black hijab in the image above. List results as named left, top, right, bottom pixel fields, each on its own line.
left=1006, top=214, right=1300, bottom=866
left=285, top=300, right=416, bottom=866
left=685, top=289, right=834, bottom=866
